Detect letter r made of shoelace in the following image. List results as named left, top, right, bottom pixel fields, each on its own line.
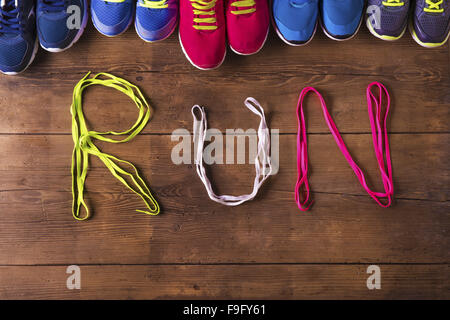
left=71, top=72, right=160, bottom=220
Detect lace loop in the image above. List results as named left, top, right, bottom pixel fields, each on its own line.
left=192, top=98, right=273, bottom=206
left=295, top=83, right=394, bottom=211
left=0, top=0, right=21, bottom=34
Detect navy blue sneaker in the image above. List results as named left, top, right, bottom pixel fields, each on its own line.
left=0, top=0, right=38, bottom=75
left=320, top=0, right=365, bottom=40
left=37, top=0, right=88, bottom=52
left=272, top=0, right=319, bottom=46
left=91, top=0, right=135, bottom=37
left=135, top=0, right=178, bottom=42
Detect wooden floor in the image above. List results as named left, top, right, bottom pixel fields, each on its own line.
left=0, top=20, right=449, bottom=299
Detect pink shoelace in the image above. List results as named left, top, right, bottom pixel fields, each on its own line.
left=295, top=82, right=394, bottom=211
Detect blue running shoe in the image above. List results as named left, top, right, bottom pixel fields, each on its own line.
left=91, top=0, right=135, bottom=37
left=320, top=0, right=365, bottom=40
left=0, top=0, right=38, bottom=75
left=272, top=0, right=319, bottom=46
left=135, top=0, right=178, bottom=42
left=37, top=0, right=88, bottom=52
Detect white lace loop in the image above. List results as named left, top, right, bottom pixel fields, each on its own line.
left=191, top=98, right=273, bottom=206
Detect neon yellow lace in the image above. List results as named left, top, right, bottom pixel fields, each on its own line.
left=191, top=0, right=218, bottom=30
left=139, top=0, right=168, bottom=9
left=231, top=0, right=256, bottom=15
left=382, top=0, right=404, bottom=6
left=424, top=0, right=444, bottom=13
left=101, top=0, right=126, bottom=2
left=71, top=72, right=160, bottom=221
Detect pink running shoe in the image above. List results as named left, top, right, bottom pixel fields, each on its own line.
left=226, top=0, right=269, bottom=55
left=179, top=0, right=226, bottom=70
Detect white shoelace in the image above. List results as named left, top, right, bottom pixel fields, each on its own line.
left=191, top=97, right=273, bottom=206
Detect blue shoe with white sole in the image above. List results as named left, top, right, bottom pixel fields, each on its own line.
left=0, top=0, right=38, bottom=75
left=320, top=0, right=365, bottom=40
left=91, top=0, right=135, bottom=37
left=135, top=0, right=178, bottom=42
left=272, top=0, right=319, bottom=46
left=37, top=0, right=88, bottom=52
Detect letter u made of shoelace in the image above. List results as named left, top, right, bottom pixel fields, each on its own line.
left=191, top=97, right=273, bottom=206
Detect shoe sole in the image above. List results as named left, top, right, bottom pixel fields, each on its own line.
left=229, top=23, right=270, bottom=55
left=2, top=35, right=39, bottom=76
left=178, top=30, right=226, bottom=71
left=269, top=0, right=318, bottom=47
left=409, top=19, right=450, bottom=49
left=135, top=19, right=178, bottom=43
left=366, top=17, right=406, bottom=41
left=273, top=19, right=318, bottom=47
left=320, top=9, right=364, bottom=41
left=93, top=11, right=134, bottom=38
left=41, top=0, right=89, bottom=52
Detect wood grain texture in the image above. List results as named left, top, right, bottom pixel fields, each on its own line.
left=0, top=265, right=448, bottom=300
left=0, top=134, right=448, bottom=201
left=0, top=17, right=448, bottom=299
left=0, top=71, right=448, bottom=134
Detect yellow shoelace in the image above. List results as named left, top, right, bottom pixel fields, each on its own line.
left=139, top=0, right=168, bottom=9
left=71, top=72, right=160, bottom=221
left=191, top=0, right=218, bottom=30
left=101, top=0, right=126, bottom=2
left=231, top=0, right=256, bottom=15
left=382, top=0, right=404, bottom=6
left=424, top=0, right=443, bottom=13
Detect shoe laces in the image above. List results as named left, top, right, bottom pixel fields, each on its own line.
left=230, top=0, right=256, bottom=15
left=139, top=0, right=169, bottom=9
left=191, top=0, right=218, bottom=30
left=382, top=0, right=405, bottom=7
left=40, top=0, right=67, bottom=13
left=0, top=0, right=22, bottom=35
left=424, top=0, right=444, bottom=13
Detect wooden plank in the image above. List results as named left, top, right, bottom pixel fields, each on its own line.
left=0, top=134, right=447, bottom=201
left=0, top=265, right=448, bottom=299
left=0, top=189, right=448, bottom=265
left=0, top=72, right=448, bottom=134
left=25, top=24, right=449, bottom=76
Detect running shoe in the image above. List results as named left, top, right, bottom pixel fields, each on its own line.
left=366, top=0, right=410, bottom=41
left=135, top=0, right=178, bottom=42
left=179, top=0, right=226, bottom=70
left=37, top=0, right=88, bottom=52
left=226, top=0, right=270, bottom=54
left=320, top=0, right=365, bottom=40
left=91, top=0, right=134, bottom=37
left=272, top=0, right=319, bottom=46
left=0, top=0, right=38, bottom=75
left=411, top=0, right=450, bottom=48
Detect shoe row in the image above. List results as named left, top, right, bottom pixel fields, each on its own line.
left=367, top=0, right=450, bottom=48
left=1, top=1, right=449, bottom=75
left=91, top=0, right=270, bottom=69
left=0, top=0, right=88, bottom=75
left=275, top=0, right=450, bottom=49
